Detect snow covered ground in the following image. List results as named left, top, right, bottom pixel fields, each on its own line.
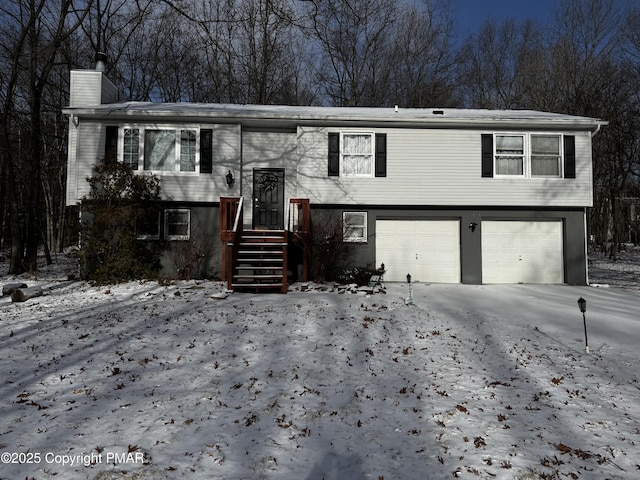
left=1, top=249, right=639, bottom=480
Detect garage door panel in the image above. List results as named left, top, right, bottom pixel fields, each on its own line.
left=482, top=220, right=563, bottom=284
left=376, top=220, right=460, bottom=283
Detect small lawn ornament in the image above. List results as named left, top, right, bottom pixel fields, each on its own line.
left=405, top=273, right=414, bottom=306
left=577, top=297, right=589, bottom=353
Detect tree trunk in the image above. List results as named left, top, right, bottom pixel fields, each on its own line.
left=609, top=188, right=619, bottom=261
left=6, top=159, right=24, bottom=274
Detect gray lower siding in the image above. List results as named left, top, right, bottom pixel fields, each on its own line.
left=98, top=202, right=587, bottom=285
left=158, top=203, right=221, bottom=279
left=311, top=206, right=588, bottom=285
left=80, top=202, right=222, bottom=280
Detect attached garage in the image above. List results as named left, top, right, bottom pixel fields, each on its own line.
left=481, top=220, right=564, bottom=283
left=376, top=220, right=460, bottom=283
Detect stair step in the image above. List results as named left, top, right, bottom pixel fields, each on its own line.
left=234, top=274, right=283, bottom=280
left=238, top=251, right=283, bottom=257
left=229, top=229, right=288, bottom=293
left=241, top=234, right=286, bottom=238
left=236, top=266, right=283, bottom=271
left=239, top=243, right=287, bottom=249
left=232, top=283, right=284, bottom=289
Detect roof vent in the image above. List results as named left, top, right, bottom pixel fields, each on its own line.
left=433, top=109, right=444, bottom=115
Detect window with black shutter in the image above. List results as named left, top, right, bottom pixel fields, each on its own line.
left=200, top=129, right=213, bottom=174
left=105, top=126, right=118, bottom=164
left=563, top=135, right=576, bottom=179
left=481, top=134, right=494, bottom=178
left=482, top=133, right=575, bottom=179
left=375, top=133, right=387, bottom=177
left=328, top=132, right=340, bottom=176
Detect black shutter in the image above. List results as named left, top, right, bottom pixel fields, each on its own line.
left=104, top=126, right=118, bottom=164
left=328, top=132, right=340, bottom=176
left=375, top=133, right=387, bottom=177
left=564, top=135, right=575, bottom=179
left=200, top=129, right=213, bottom=174
left=481, top=134, right=494, bottom=178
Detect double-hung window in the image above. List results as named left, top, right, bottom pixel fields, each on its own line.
left=122, top=127, right=198, bottom=173
left=490, top=133, right=565, bottom=178
left=136, top=211, right=161, bottom=240
left=165, top=209, right=190, bottom=240
left=341, top=132, right=374, bottom=177
left=123, top=128, right=140, bottom=169
left=343, top=211, right=367, bottom=242
left=495, top=135, right=525, bottom=176
left=530, top=135, right=561, bottom=177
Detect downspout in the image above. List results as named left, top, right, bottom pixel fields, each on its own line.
left=584, top=208, right=589, bottom=285
left=586, top=121, right=603, bottom=284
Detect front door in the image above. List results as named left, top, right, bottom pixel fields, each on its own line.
left=253, top=168, right=285, bottom=229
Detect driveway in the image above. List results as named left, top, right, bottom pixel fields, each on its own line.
left=400, top=282, right=640, bottom=361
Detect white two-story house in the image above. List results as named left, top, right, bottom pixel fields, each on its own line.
left=64, top=68, right=606, bottom=290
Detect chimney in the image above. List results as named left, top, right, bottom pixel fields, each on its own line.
left=95, top=52, right=108, bottom=73
left=69, top=52, right=118, bottom=107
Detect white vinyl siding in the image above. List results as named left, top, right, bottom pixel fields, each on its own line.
left=66, top=122, right=240, bottom=204
left=65, top=120, right=79, bottom=206
left=482, top=220, right=564, bottom=283
left=376, top=220, right=460, bottom=283
left=69, top=70, right=118, bottom=106
left=296, top=127, right=593, bottom=208
left=242, top=130, right=298, bottom=227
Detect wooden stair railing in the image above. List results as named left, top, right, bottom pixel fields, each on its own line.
left=220, top=197, right=310, bottom=293
left=220, top=196, right=244, bottom=290
left=289, top=198, right=311, bottom=282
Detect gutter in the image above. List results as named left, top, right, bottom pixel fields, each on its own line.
left=590, top=122, right=604, bottom=138
left=62, top=105, right=607, bottom=132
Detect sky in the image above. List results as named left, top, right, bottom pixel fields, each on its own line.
left=451, top=0, right=560, bottom=36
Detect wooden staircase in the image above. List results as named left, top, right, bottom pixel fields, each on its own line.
left=232, top=230, right=288, bottom=293
left=220, top=197, right=310, bottom=294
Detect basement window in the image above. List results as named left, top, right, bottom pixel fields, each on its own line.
left=343, top=211, right=367, bottom=243
left=165, top=209, right=191, bottom=240
left=136, top=211, right=161, bottom=240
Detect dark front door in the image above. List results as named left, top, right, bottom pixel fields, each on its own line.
left=253, top=168, right=285, bottom=229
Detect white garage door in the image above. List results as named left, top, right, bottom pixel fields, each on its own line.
left=376, top=220, right=460, bottom=283
left=482, top=220, right=564, bottom=283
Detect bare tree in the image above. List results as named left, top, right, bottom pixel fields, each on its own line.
left=456, top=18, right=543, bottom=109
left=234, top=0, right=311, bottom=104
left=0, top=0, right=91, bottom=273
left=301, top=0, right=398, bottom=106
left=388, top=1, right=458, bottom=107
left=547, top=0, right=634, bottom=259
